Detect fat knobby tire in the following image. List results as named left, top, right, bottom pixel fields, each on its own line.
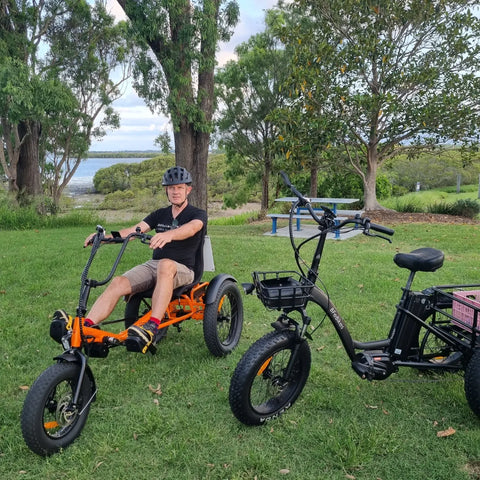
left=203, top=280, right=243, bottom=357
left=465, top=349, right=480, bottom=418
left=21, top=362, right=93, bottom=456
left=229, top=330, right=311, bottom=425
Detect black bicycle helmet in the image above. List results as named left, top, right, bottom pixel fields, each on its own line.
left=162, top=166, right=193, bottom=186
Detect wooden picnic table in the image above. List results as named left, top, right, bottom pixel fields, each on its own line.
left=270, top=197, right=361, bottom=238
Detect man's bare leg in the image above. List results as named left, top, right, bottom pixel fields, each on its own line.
left=86, top=276, right=132, bottom=325
left=150, top=259, right=176, bottom=320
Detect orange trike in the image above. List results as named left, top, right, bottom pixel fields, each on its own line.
left=21, top=225, right=243, bottom=456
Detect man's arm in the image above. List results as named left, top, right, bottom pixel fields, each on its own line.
left=83, top=221, right=151, bottom=247
left=148, top=219, right=204, bottom=250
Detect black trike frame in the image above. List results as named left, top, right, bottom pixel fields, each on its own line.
left=229, top=172, right=480, bottom=425
left=254, top=189, right=480, bottom=379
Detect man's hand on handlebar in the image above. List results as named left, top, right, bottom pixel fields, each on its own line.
left=83, top=226, right=106, bottom=248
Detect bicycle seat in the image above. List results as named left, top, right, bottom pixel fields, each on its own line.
left=393, top=247, right=444, bottom=272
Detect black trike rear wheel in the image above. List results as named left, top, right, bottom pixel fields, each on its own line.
left=229, top=330, right=311, bottom=425
left=203, top=279, right=243, bottom=357
left=465, top=349, right=480, bottom=418
left=417, top=325, right=464, bottom=370
left=21, top=362, right=94, bottom=456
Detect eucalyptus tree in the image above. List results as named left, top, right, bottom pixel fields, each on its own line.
left=278, top=0, right=480, bottom=209
left=115, top=0, right=239, bottom=210
left=0, top=0, right=130, bottom=209
left=215, top=23, right=292, bottom=214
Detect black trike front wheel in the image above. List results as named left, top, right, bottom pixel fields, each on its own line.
left=21, top=362, right=95, bottom=456
left=229, top=330, right=311, bottom=425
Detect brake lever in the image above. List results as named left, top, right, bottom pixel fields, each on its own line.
left=140, top=234, right=152, bottom=244
left=363, top=231, right=392, bottom=243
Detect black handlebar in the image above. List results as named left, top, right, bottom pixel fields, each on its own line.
left=280, top=171, right=310, bottom=206
left=367, top=221, right=394, bottom=236
left=88, top=226, right=152, bottom=246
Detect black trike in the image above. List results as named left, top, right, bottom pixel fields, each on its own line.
left=229, top=172, right=480, bottom=425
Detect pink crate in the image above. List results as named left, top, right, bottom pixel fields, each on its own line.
left=452, top=290, right=480, bottom=330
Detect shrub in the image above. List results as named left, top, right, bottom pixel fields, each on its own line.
left=99, top=190, right=136, bottom=210
left=392, top=198, right=424, bottom=213
left=427, top=199, right=480, bottom=218
left=450, top=199, right=480, bottom=217
left=0, top=203, right=103, bottom=229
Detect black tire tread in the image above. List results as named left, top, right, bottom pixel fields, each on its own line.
left=203, top=280, right=243, bottom=357
left=229, top=330, right=311, bottom=425
left=465, top=349, right=480, bottom=418
left=21, top=362, right=93, bottom=456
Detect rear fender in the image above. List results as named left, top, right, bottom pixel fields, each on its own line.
left=205, top=274, right=237, bottom=305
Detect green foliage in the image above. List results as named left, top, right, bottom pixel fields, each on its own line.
left=93, top=153, right=253, bottom=207
left=392, top=198, right=424, bottom=214
left=275, top=0, right=480, bottom=208
left=215, top=26, right=292, bottom=210
left=382, top=151, right=480, bottom=192
left=382, top=186, right=480, bottom=218
left=280, top=172, right=392, bottom=207
left=125, top=0, right=239, bottom=129
left=99, top=190, right=137, bottom=210
left=154, top=130, right=172, bottom=153
left=0, top=203, right=104, bottom=230
left=93, top=156, right=173, bottom=194
left=93, top=164, right=136, bottom=194
left=428, top=199, right=480, bottom=218
left=1, top=0, right=133, bottom=207
left=209, top=210, right=261, bottom=225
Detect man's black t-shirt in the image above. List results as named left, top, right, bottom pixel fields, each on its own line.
left=143, top=204, right=207, bottom=269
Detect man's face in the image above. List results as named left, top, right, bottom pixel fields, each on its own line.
left=166, top=183, right=191, bottom=206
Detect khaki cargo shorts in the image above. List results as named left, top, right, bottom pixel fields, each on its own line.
left=122, top=259, right=194, bottom=295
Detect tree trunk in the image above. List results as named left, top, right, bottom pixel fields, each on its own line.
left=309, top=164, right=318, bottom=197
left=17, top=120, right=42, bottom=204
left=261, top=161, right=270, bottom=216
left=363, top=145, right=384, bottom=210
left=191, top=131, right=209, bottom=210
left=117, top=0, right=220, bottom=214
left=173, top=122, right=209, bottom=210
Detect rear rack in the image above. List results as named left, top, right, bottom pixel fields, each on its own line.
left=429, top=285, right=480, bottom=347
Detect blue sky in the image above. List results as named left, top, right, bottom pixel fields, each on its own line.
left=90, top=0, right=278, bottom=152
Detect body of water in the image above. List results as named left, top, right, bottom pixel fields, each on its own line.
left=67, top=157, right=148, bottom=195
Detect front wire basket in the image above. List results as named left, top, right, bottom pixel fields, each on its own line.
left=253, top=271, right=314, bottom=310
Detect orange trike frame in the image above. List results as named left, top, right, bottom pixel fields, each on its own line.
left=70, top=281, right=210, bottom=349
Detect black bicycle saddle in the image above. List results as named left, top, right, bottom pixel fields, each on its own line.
left=393, top=247, right=444, bottom=272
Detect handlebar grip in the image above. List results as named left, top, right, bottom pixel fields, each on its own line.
left=369, top=223, right=394, bottom=236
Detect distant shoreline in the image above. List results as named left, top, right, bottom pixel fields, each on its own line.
left=87, top=151, right=160, bottom=159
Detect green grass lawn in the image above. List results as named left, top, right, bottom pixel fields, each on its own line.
left=1, top=219, right=480, bottom=479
